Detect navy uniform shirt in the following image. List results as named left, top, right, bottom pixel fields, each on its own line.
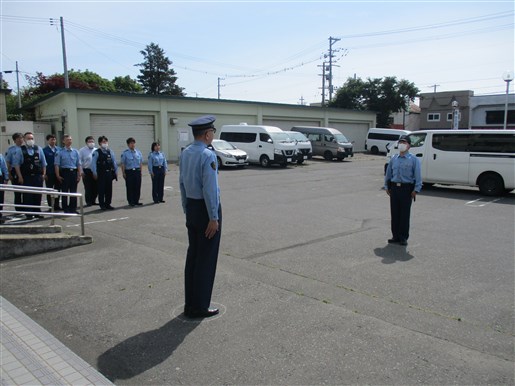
left=384, top=152, right=422, bottom=192
left=148, top=151, right=168, bottom=173
left=179, top=141, right=220, bottom=221
left=43, top=145, right=61, bottom=175
left=91, top=148, right=118, bottom=177
left=121, top=148, right=143, bottom=170
left=55, top=147, right=81, bottom=169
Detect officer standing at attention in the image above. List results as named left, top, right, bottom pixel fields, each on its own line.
left=5, top=132, right=24, bottom=212
left=179, top=115, right=222, bottom=318
left=384, top=135, right=422, bottom=246
left=148, top=142, right=168, bottom=204
left=0, top=153, right=9, bottom=222
left=55, top=134, right=82, bottom=214
left=91, top=136, right=118, bottom=210
left=43, top=134, right=62, bottom=211
left=79, top=136, right=98, bottom=207
left=121, top=137, right=143, bottom=207
left=12, top=132, right=47, bottom=218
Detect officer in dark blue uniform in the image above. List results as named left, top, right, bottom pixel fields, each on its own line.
left=384, top=135, right=422, bottom=246
left=91, top=136, right=118, bottom=210
left=179, top=115, right=221, bottom=318
left=43, top=134, right=62, bottom=210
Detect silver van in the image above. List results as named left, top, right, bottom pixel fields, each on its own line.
left=292, top=126, right=353, bottom=161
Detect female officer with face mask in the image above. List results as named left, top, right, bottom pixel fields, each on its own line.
left=384, top=135, right=422, bottom=246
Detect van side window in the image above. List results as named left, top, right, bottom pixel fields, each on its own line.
left=324, top=134, right=334, bottom=142
left=468, top=134, right=515, bottom=153
left=307, top=133, right=321, bottom=142
left=368, top=133, right=402, bottom=141
left=408, top=133, right=426, bottom=148
left=432, top=134, right=471, bottom=151
left=260, top=133, right=272, bottom=143
left=220, top=132, right=256, bottom=143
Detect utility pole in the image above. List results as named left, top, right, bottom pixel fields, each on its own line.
left=318, top=62, right=327, bottom=105
left=51, top=17, right=69, bottom=88
left=429, top=84, right=440, bottom=93
left=217, top=77, right=224, bottom=99
left=328, top=36, right=340, bottom=102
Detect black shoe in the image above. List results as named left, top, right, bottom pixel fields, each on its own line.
left=185, top=308, right=219, bottom=318
left=100, top=206, right=107, bottom=211
left=106, top=205, right=115, bottom=210
left=154, top=201, right=159, bottom=204
left=388, top=238, right=400, bottom=244
left=399, top=239, right=408, bottom=246
left=159, top=200, right=165, bottom=203
left=135, top=202, right=143, bottom=206
left=129, top=204, right=135, bottom=207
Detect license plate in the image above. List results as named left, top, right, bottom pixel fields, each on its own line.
left=287, top=158, right=292, bottom=163
left=303, top=155, right=307, bottom=159
left=238, top=159, right=243, bottom=163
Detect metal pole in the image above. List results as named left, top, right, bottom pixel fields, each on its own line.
left=503, top=80, right=511, bottom=130
left=60, top=17, right=69, bottom=89
left=15, top=61, right=21, bottom=120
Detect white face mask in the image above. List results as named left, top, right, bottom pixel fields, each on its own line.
left=398, top=143, right=408, bottom=152
left=87, top=142, right=95, bottom=149
left=26, top=139, right=35, bottom=147
left=101, top=143, right=108, bottom=150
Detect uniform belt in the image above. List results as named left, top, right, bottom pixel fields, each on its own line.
left=129, top=168, right=140, bottom=171
left=61, top=168, right=77, bottom=171
left=392, top=182, right=413, bottom=187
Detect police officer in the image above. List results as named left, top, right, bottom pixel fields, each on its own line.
left=91, top=136, right=118, bottom=210
left=12, top=132, right=47, bottom=218
left=5, top=132, right=24, bottom=212
left=179, top=115, right=221, bottom=318
left=384, top=135, right=422, bottom=246
left=148, top=142, right=167, bottom=204
left=55, top=135, right=82, bottom=214
left=0, top=153, right=9, bottom=222
left=79, top=136, right=98, bottom=207
left=43, top=134, right=62, bottom=210
left=121, top=137, right=143, bottom=207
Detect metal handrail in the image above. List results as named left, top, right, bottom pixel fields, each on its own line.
left=0, top=184, right=85, bottom=236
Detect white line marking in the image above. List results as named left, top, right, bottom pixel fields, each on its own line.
left=66, top=217, right=129, bottom=227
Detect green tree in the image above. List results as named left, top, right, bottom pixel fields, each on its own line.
left=330, top=76, right=419, bottom=127
left=136, top=42, right=185, bottom=96
left=112, top=75, right=143, bottom=93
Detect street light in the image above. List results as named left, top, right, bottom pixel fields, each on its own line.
left=451, top=100, right=459, bottom=130
left=0, top=61, right=22, bottom=120
left=502, top=71, right=514, bottom=130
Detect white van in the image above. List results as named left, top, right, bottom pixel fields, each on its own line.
left=366, top=128, right=411, bottom=154
left=386, top=130, right=515, bottom=196
left=219, top=124, right=296, bottom=167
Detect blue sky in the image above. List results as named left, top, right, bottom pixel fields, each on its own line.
left=1, top=1, right=514, bottom=105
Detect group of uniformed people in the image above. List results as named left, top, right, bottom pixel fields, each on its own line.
left=0, top=132, right=169, bottom=219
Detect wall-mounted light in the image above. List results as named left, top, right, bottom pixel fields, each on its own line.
left=170, top=117, right=178, bottom=125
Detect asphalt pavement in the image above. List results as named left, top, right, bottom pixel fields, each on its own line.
left=1, top=153, right=513, bottom=385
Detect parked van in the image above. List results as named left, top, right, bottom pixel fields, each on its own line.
left=366, top=128, right=411, bottom=154
left=286, top=131, right=312, bottom=164
left=291, top=126, right=353, bottom=161
left=219, top=123, right=296, bottom=167
left=385, top=130, right=515, bottom=196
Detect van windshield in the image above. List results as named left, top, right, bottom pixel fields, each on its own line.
left=334, top=133, right=349, bottom=143
left=270, top=132, right=293, bottom=142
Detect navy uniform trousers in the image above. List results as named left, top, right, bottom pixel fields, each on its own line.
left=125, top=169, right=141, bottom=205
left=185, top=199, right=222, bottom=310
left=97, top=171, right=114, bottom=207
left=23, top=174, right=44, bottom=212
left=60, top=168, right=78, bottom=212
left=151, top=166, right=165, bottom=203
left=10, top=169, right=23, bottom=211
left=389, top=183, right=414, bottom=241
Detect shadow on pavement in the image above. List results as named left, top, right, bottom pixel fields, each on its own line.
left=374, top=244, right=414, bottom=264
left=97, top=315, right=199, bottom=382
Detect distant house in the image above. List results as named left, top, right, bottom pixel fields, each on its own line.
left=390, top=102, right=421, bottom=131
left=23, top=89, right=377, bottom=160
left=419, top=90, right=515, bottom=130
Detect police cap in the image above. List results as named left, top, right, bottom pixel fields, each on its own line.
left=188, top=115, right=216, bottom=133
left=398, top=135, right=411, bottom=144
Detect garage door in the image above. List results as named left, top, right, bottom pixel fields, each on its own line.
left=91, top=114, right=155, bottom=162
left=329, top=122, right=369, bottom=152
left=263, top=119, right=321, bottom=131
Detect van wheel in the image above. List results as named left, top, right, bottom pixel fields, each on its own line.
left=260, top=155, right=270, bottom=168
left=216, top=157, right=222, bottom=169
left=371, top=146, right=379, bottom=155
left=323, top=151, right=333, bottom=161
left=478, top=173, right=504, bottom=196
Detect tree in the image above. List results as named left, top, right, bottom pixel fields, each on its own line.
left=136, top=42, right=185, bottom=96
left=330, top=76, right=419, bottom=127
left=113, top=75, right=143, bottom=93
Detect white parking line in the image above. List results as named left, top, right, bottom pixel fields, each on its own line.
left=66, top=217, right=129, bottom=227
left=465, top=198, right=502, bottom=207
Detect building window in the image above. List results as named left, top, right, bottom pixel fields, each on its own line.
left=447, top=112, right=461, bottom=121
left=485, top=110, right=515, bottom=124
left=427, top=113, right=440, bottom=122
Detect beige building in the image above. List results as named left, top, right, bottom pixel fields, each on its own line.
left=25, top=90, right=376, bottom=160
